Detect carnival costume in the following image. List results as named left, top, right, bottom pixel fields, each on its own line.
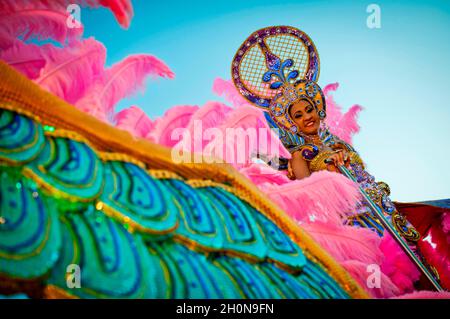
left=230, top=26, right=446, bottom=291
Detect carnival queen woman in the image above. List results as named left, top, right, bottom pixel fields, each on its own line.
left=231, top=25, right=446, bottom=292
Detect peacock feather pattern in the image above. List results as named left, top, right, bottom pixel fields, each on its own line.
left=0, top=62, right=367, bottom=299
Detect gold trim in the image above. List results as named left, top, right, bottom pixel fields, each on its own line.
left=148, top=169, right=184, bottom=180
left=46, top=128, right=148, bottom=169
left=99, top=152, right=147, bottom=169
left=22, top=167, right=101, bottom=203
left=0, top=62, right=369, bottom=298
left=45, top=129, right=98, bottom=150
left=0, top=120, right=41, bottom=154
left=44, top=285, right=78, bottom=299
left=99, top=200, right=179, bottom=236
left=309, top=150, right=335, bottom=172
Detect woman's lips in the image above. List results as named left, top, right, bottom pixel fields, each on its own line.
left=304, top=120, right=315, bottom=127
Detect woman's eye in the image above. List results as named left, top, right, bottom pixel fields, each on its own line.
left=295, top=113, right=302, bottom=118
left=306, top=107, right=312, bottom=113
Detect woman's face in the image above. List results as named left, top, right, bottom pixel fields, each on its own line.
left=289, top=99, right=320, bottom=135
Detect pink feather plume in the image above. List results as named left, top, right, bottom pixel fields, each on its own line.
left=35, top=38, right=106, bottom=105
left=48, top=1, right=134, bottom=29
left=255, top=170, right=362, bottom=225
left=237, top=163, right=290, bottom=186
left=129, top=77, right=292, bottom=166
left=76, top=54, right=174, bottom=120
left=212, top=78, right=248, bottom=107
left=323, top=82, right=363, bottom=144
left=176, top=101, right=233, bottom=154
left=114, top=105, right=154, bottom=138
left=302, top=223, right=382, bottom=265
left=0, top=29, right=18, bottom=51
left=379, top=233, right=421, bottom=294
left=340, top=259, right=400, bottom=298
left=185, top=101, right=233, bottom=132
left=211, top=105, right=290, bottom=166
left=0, top=1, right=83, bottom=45
left=148, top=105, right=199, bottom=147
left=97, top=0, right=134, bottom=29
left=0, top=41, right=46, bottom=79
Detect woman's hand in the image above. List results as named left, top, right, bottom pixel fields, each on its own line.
left=326, top=149, right=350, bottom=172
left=287, top=159, right=296, bottom=180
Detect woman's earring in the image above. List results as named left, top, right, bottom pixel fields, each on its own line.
left=318, top=110, right=326, bottom=119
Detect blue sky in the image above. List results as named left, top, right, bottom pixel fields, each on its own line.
left=82, top=0, right=450, bottom=202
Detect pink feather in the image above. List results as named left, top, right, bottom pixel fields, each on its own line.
left=0, top=29, right=18, bottom=50
left=162, top=102, right=289, bottom=166
left=148, top=105, right=199, bottom=147
left=302, top=223, right=382, bottom=264
left=238, top=163, right=290, bottom=186
left=299, top=220, right=401, bottom=298
left=212, top=78, right=248, bottom=107
left=340, top=260, right=400, bottom=298
left=97, top=0, right=134, bottom=29
left=0, top=41, right=46, bottom=79
left=442, top=212, right=450, bottom=235
left=42, top=1, right=134, bottom=29
left=177, top=101, right=233, bottom=153
left=114, top=105, right=154, bottom=138
left=322, top=82, right=340, bottom=96
left=323, top=82, right=363, bottom=144
left=334, top=104, right=363, bottom=143
left=218, top=104, right=262, bottom=129
left=210, top=105, right=290, bottom=165
left=299, top=219, right=403, bottom=298
left=148, top=81, right=289, bottom=166
left=35, top=38, right=106, bottom=105
left=379, top=233, right=421, bottom=294
left=76, top=54, right=174, bottom=120
left=186, top=101, right=233, bottom=132
left=257, top=170, right=362, bottom=225
left=0, top=1, right=83, bottom=44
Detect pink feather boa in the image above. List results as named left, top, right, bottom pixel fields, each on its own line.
left=379, top=233, right=421, bottom=294
left=241, top=167, right=362, bottom=225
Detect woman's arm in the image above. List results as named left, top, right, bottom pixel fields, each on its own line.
left=287, top=149, right=351, bottom=180
left=325, top=149, right=350, bottom=172
left=288, top=151, right=311, bottom=180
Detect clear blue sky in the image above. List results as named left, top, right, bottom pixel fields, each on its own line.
left=82, top=0, right=450, bottom=202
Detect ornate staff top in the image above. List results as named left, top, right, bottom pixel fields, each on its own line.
left=231, top=26, right=326, bottom=135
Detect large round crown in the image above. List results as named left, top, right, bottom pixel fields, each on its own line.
left=231, top=26, right=326, bottom=134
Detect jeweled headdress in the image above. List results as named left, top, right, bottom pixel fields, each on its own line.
left=231, top=26, right=327, bottom=152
